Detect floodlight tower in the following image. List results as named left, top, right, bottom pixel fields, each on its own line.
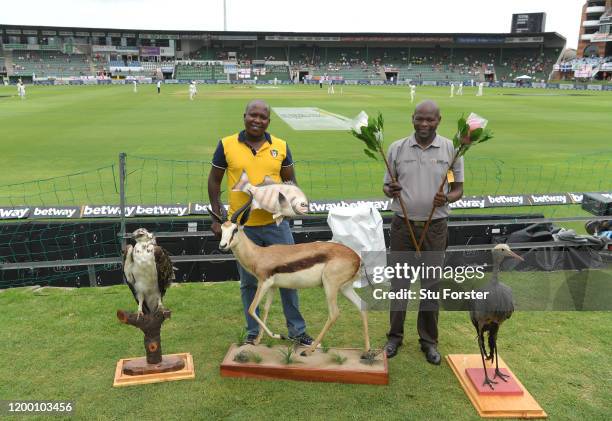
left=224, top=0, right=228, bottom=31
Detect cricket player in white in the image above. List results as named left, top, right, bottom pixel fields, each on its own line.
left=133, top=80, right=137, bottom=93
left=189, top=81, right=197, bottom=100
left=450, top=83, right=455, bottom=98
left=476, top=82, right=484, bottom=96
left=18, top=81, right=25, bottom=99
left=457, top=83, right=463, bottom=96
left=327, top=77, right=335, bottom=94
left=410, top=84, right=416, bottom=103
left=157, top=80, right=161, bottom=94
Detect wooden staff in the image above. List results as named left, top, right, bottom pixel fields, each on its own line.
left=417, top=145, right=465, bottom=250
left=382, top=150, right=420, bottom=253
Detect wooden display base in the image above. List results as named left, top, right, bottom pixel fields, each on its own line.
left=446, top=354, right=547, bottom=418
left=220, top=344, right=388, bottom=385
left=113, top=352, right=195, bottom=387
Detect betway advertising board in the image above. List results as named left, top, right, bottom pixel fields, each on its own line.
left=1, top=192, right=610, bottom=220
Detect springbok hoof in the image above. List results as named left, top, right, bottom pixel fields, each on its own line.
left=359, top=349, right=380, bottom=365
left=360, top=350, right=374, bottom=360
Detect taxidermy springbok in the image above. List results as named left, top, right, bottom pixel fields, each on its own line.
left=210, top=194, right=371, bottom=357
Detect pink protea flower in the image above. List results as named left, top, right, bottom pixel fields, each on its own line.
left=466, top=113, right=488, bottom=133
left=461, top=113, right=488, bottom=145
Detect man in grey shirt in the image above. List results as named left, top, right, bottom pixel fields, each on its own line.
left=383, top=100, right=464, bottom=365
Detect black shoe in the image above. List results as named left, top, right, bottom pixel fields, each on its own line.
left=384, top=341, right=401, bottom=359
left=244, top=334, right=258, bottom=345
left=289, top=333, right=314, bottom=346
left=421, top=345, right=441, bottom=365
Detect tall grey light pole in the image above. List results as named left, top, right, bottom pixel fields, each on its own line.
left=224, top=0, right=227, bottom=31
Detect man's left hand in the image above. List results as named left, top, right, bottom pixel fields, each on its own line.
left=433, top=191, right=448, bottom=208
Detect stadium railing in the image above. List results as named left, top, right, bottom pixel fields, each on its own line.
left=1, top=152, right=611, bottom=289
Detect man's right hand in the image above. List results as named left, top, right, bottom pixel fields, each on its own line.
left=384, top=182, right=402, bottom=198
left=211, top=221, right=222, bottom=238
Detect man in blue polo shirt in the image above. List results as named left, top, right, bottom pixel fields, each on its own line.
left=207, top=99, right=313, bottom=346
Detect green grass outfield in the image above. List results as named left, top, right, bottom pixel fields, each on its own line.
left=1, top=283, right=610, bottom=420
left=1, top=86, right=611, bottom=419
left=0, top=84, right=611, bottom=211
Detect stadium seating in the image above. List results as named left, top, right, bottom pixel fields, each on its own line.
left=398, top=64, right=478, bottom=82
left=288, top=46, right=322, bottom=66
left=493, top=48, right=560, bottom=82
left=255, top=64, right=290, bottom=81
left=1, top=38, right=563, bottom=83
left=174, top=62, right=222, bottom=80
left=140, top=61, right=173, bottom=76
left=254, top=47, right=287, bottom=61
left=307, top=66, right=384, bottom=80
left=288, top=46, right=561, bottom=82
left=10, top=50, right=92, bottom=78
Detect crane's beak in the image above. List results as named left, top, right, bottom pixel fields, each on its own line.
left=508, top=250, right=524, bottom=261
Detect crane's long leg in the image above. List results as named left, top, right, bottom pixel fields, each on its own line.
left=486, top=324, right=497, bottom=361
left=493, top=336, right=510, bottom=382
left=478, top=327, right=497, bottom=390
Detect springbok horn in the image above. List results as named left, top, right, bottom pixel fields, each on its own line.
left=208, top=207, right=225, bottom=223
left=231, top=193, right=253, bottom=224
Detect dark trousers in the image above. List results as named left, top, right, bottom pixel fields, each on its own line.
left=387, top=215, right=448, bottom=348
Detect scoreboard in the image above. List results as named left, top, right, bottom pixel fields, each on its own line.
left=511, top=13, right=547, bottom=33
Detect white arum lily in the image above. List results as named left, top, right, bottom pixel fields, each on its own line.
left=352, top=111, right=370, bottom=134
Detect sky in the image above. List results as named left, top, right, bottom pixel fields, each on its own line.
left=0, top=0, right=586, bottom=49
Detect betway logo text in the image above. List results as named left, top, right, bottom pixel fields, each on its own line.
left=0, top=207, right=30, bottom=219
left=309, top=200, right=390, bottom=212
left=32, top=207, right=78, bottom=218
left=449, top=198, right=485, bottom=209
left=487, top=195, right=524, bottom=205
left=82, top=205, right=189, bottom=217
left=530, top=194, right=568, bottom=205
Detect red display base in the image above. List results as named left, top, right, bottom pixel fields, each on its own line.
left=466, top=368, right=524, bottom=396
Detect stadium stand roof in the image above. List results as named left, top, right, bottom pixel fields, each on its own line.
left=1, top=24, right=567, bottom=47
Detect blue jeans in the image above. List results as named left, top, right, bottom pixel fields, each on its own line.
left=237, top=220, right=306, bottom=337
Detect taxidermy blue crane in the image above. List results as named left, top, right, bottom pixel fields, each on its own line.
left=469, top=244, right=524, bottom=389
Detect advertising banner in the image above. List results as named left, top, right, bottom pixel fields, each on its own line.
left=587, top=84, right=603, bottom=91
left=140, top=46, right=160, bottom=56
left=456, top=36, right=505, bottom=44
left=2, top=191, right=609, bottom=220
